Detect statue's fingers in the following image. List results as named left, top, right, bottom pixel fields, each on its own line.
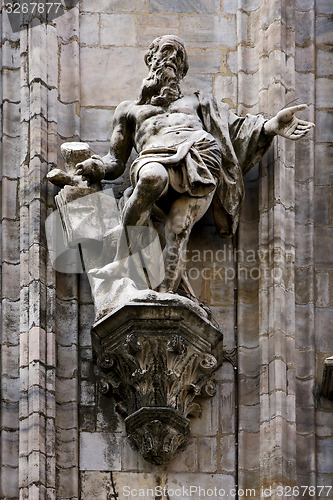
left=287, top=104, right=307, bottom=114
left=298, top=119, right=315, bottom=127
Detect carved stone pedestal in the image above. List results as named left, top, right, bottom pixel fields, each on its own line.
left=91, top=299, right=223, bottom=465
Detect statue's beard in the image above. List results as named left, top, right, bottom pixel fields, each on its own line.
left=137, top=67, right=182, bottom=106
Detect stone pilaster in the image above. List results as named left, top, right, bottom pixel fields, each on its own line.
left=54, top=4, right=81, bottom=499
left=258, top=0, right=297, bottom=495
left=0, top=6, right=21, bottom=498
left=18, top=10, right=58, bottom=500
left=294, top=0, right=317, bottom=489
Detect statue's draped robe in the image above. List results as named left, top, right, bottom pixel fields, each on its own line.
left=196, top=91, right=273, bottom=237
left=130, top=91, right=274, bottom=237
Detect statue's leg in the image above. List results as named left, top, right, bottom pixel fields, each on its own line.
left=159, top=190, right=215, bottom=293
left=90, top=162, right=168, bottom=278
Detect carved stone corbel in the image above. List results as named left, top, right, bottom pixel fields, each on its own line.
left=91, top=300, right=223, bottom=465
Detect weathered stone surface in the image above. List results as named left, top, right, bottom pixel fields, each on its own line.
left=100, top=14, right=137, bottom=46
left=316, top=14, right=333, bottom=45
left=79, top=432, right=121, bottom=470
left=317, top=49, right=333, bottom=76
left=149, top=0, right=220, bottom=14
left=81, top=0, right=145, bottom=12
left=79, top=13, right=99, bottom=46
left=80, top=47, right=147, bottom=106
left=180, top=16, right=237, bottom=48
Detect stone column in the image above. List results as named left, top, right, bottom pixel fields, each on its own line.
left=18, top=14, right=59, bottom=498
left=294, top=0, right=317, bottom=489
left=0, top=6, right=21, bottom=498
left=258, top=0, right=297, bottom=495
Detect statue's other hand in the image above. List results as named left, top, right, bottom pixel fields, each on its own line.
left=75, top=155, right=105, bottom=186
left=265, top=104, right=315, bottom=141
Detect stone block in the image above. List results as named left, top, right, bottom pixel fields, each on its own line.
left=197, top=437, right=217, bottom=473
left=317, top=49, right=333, bottom=76
left=2, top=344, right=19, bottom=379
left=317, top=437, right=333, bottom=474
left=79, top=432, right=121, bottom=470
left=296, top=433, right=316, bottom=473
left=315, top=144, right=333, bottom=184
left=55, top=402, right=79, bottom=430
left=238, top=45, right=259, bottom=73
left=296, top=348, right=316, bottom=379
left=56, top=428, right=79, bottom=469
left=296, top=0, right=314, bottom=10
left=316, top=272, right=330, bottom=308
left=57, top=101, right=80, bottom=139
left=57, top=344, right=79, bottom=378
left=316, top=15, right=333, bottom=46
left=316, top=0, right=333, bottom=14
left=316, top=78, right=333, bottom=109
left=1, top=263, right=20, bottom=300
left=238, top=431, right=259, bottom=470
left=136, top=14, right=179, bottom=46
left=180, top=15, right=237, bottom=48
left=3, top=101, right=20, bottom=137
left=55, top=6, right=79, bottom=42
left=238, top=375, right=259, bottom=406
left=316, top=410, right=333, bottom=437
left=238, top=71, right=259, bottom=106
left=80, top=380, right=96, bottom=406
left=296, top=10, right=315, bottom=46
left=56, top=467, right=79, bottom=498
left=187, top=49, right=223, bottom=75
left=238, top=0, right=260, bottom=11
left=80, top=108, right=113, bottom=142
left=1, top=430, right=19, bottom=467
left=213, top=75, right=237, bottom=108
left=181, top=74, right=213, bottom=96
left=56, top=377, right=78, bottom=404
left=296, top=45, right=315, bottom=72
left=149, top=0, right=220, bottom=14
left=296, top=406, right=316, bottom=435
left=1, top=220, right=19, bottom=263
left=1, top=136, right=20, bottom=178
left=55, top=298, right=79, bottom=346
left=315, top=308, right=333, bottom=351
left=2, top=41, right=20, bottom=70
left=100, top=14, right=136, bottom=46
left=79, top=13, right=99, bottom=46
left=0, top=466, right=19, bottom=499
left=295, top=267, right=314, bottom=304
left=81, top=0, right=146, bottom=12
left=80, top=47, right=147, bottom=107
left=2, top=68, right=20, bottom=103
left=316, top=111, right=333, bottom=143
left=238, top=404, right=260, bottom=432
left=219, top=435, right=235, bottom=473
left=59, top=41, right=80, bottom=103
left=80, top=471, right=114, bottom=499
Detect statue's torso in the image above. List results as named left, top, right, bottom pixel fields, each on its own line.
left=127, top=94, right=211, bottom=152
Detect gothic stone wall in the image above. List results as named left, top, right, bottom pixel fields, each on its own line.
left=0, top=0, right=333, bottom=499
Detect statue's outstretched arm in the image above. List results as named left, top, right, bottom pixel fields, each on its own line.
left=264, top=104, right=315, bottom=140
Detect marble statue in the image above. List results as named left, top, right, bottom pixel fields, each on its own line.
left=74, top=35, right=314, bottom=303
left=47, top=35, right=315, bottom=465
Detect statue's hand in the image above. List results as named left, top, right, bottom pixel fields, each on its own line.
left=264, top=104, right=315, bottom=140
left=75, top=155, right=105, bottom=186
